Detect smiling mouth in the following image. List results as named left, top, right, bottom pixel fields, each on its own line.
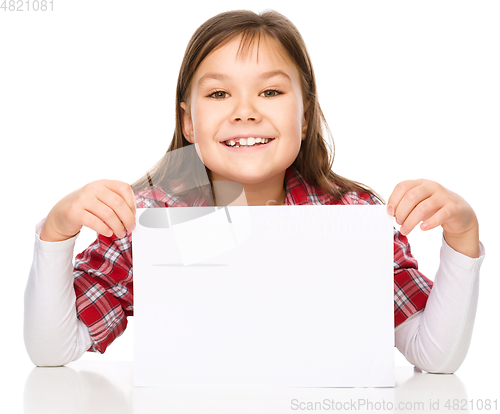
left=223, top=137, right=274, bottom=147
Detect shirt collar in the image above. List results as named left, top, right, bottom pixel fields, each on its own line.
left=137, top=165, right=336, bottom=207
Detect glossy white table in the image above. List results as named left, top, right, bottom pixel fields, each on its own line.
left=18, top=361, right=499, bottom=414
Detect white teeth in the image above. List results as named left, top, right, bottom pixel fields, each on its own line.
left=224, top=137, right=272, bottom=147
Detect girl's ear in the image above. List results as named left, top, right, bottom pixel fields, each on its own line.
left=301, top=103, right=311, bottom=141
left=180, top=102, right=194, bottom=143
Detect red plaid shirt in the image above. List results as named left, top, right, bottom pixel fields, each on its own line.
left=74, top=166, right=433, bottom=353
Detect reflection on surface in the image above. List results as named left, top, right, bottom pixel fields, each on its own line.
left=395, top=368, right=469, bottom=413
left=23, top=362, right=132, bottom=414
left=24, top=363, right=469, bottom=414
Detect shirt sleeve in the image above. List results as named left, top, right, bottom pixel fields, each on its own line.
left=395, top=236, right=485, bottom=373
left=73, top=231, right=134, bottom=354
left=24, top=219, right=93, bottom=366
left=71, top=191, right=163, bottom=353
left=346, top=190, right=435, bottom=326
left=393, top=230, right=434, bottom=327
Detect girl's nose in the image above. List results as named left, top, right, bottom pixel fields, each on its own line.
left=234, top=115, right=257, bottom=121
left=231, top=98, right=261, bottom=123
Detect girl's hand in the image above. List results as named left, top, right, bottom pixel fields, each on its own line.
left=40, top=180, right=137, bottom=242
left=387, top=179, right=480, bottom=258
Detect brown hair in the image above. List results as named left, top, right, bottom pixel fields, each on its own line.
left=131, top=9, right=382, bottom=204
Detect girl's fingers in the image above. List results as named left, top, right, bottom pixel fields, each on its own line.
left=399, top=196, right=441, bottom=235
left=421, top=206, right=452, bottom=232
left=47, top=179, right=136, bottom=241
left=85, top=199, right=128, bottom=238
left=387, top=179, right=422, bottom=216
left=393, top=183, right=435, bottom=228
left=80, top=209, right=114, bottom=238
left=80, top=181, right=135, bottom=234
left=387, top=179, right=477, bottom=240
left=95, top=188, right=136, bottom=233
left=103, top=180, right=137, bottom=215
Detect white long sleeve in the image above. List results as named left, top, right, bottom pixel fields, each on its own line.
left=25, top=219, right=485, bottom=371
left=395, top=236, right=485, bottom=373
left=24, top=219, right=92, bottom=367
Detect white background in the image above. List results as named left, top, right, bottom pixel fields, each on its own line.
left=1, top=0, right=498, bottom=407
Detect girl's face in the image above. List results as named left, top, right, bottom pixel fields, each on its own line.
left=180, top=35, right=308, bottom=187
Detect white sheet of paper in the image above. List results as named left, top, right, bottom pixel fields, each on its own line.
left=132, top=205, right=394, bottom=387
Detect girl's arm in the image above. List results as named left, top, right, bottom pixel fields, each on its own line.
left=25, top=180, right=135, bottom=366
left=24, top=220, right=92, bottom=366
left=389, top=179, right=484, bottom=373
left=395, top=236, right=484, bottom=373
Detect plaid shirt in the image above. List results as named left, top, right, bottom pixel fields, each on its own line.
left=74, top=166, right=433, bottom=353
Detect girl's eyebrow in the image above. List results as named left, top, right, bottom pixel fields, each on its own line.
left=197, top=73, right=230, bottom=86
left=197, top=70, right=291, bottom=87
left=259, top=70, right=292, bottom=82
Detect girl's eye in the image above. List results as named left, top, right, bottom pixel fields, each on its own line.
left=210, top=91, right=229, bottom=99
left=261, top=89, right=281, bottom=98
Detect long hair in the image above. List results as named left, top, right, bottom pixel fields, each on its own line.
left=131, top=9, right=382, bottom=203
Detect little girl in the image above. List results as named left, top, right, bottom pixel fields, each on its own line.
left=25, top=10, right=484, bottom=373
